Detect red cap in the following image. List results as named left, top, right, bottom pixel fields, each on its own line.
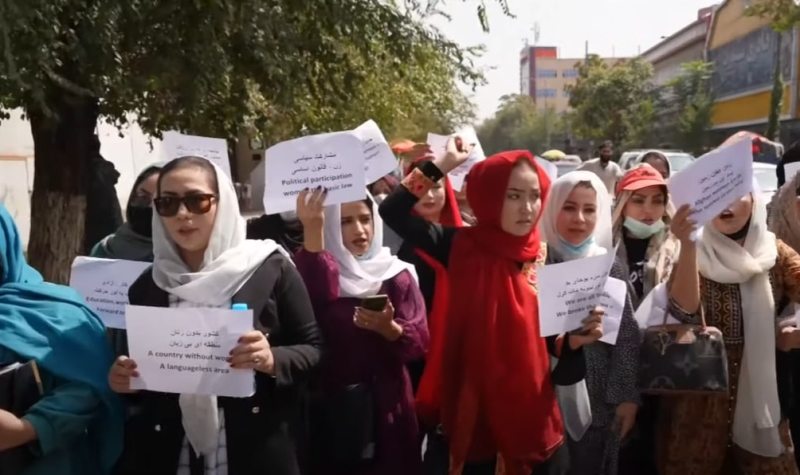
left=616, top=164, right=666, bottom=195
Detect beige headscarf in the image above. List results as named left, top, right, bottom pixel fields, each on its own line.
left=768, top=173, right=800, bottom=253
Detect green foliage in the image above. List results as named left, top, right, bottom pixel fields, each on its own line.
left=0, top=1, right=480, bottom=142
left=668, top=61, right=715, bottom=155
left=566, top=56, right=655, bottom=149
left=476, top=94, right=565, bottom=155
left=746, top=0, right=800, bottom=32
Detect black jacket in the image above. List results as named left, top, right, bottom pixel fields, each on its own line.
left=114, top=253, right=323, bottom=475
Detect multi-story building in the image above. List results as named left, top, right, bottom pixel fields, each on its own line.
left=639, top=7, right=713, bottom=145
left=519, top=46, right=624, bottom=114
left=705, top=0, right=799, bottom=144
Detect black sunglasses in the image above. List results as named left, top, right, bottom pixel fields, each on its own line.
left=154, top=194, right=217, bottom=217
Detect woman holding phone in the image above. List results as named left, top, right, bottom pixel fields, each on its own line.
left=294, top=190, right=429, bottom=475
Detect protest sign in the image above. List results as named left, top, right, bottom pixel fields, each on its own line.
left=785, top=162, right=800, bottom=183
left=537, top=252, right=616, bottom=337
left=263, top=132, right=365, bottom=214
left=598, top=277, right=628, bottom=345
left=69, top=257, right=151, bottom=329
left=354, top=120, right=397, bottom=184
left=126, top=305, right=255, bottom=397
left=426, top=126, right=486, bottom=191
left=668, top=138, right=753, bottom=228
left=162, top=131, right=231, bottom=179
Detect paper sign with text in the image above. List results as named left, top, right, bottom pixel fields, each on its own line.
left=354, top=120, right=397, bottom=184
left=69, top=257, right=152, bottom=330
left=263, top=132, right=365, bottom=214
left=537, top=253, right=616, bottom=337
left=785, top=162, right=800, bottom=183
left=126, top=305, right=255, bottom=397
left=598, top=277, right=628, bottom=345
left=426, top=126, right=486, bottom=191
left=162, top=131, right=231, bottom=179
left=668, top=138, right=753, bottom=228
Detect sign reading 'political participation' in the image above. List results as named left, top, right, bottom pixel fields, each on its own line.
left=263, top=132, right=365, bottom=214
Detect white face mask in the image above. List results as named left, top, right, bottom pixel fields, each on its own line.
left=623, top=216, right=666, bottom=239
left=279, top=210, right=298, bottom=222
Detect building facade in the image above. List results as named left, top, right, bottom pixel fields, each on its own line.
left=641, top=7, right=712, bottom=89
left=519, top=46, right=623, bottom=114
left=705, top=0, right=800, bottom=144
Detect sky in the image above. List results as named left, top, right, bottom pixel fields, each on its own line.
left=433, top=0, right=717, bottom=120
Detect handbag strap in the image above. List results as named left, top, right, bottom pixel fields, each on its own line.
left=660, top=296, right=706, bottom=329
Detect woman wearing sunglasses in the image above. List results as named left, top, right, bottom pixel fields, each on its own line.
left=109, top=156, right=323, bottom=475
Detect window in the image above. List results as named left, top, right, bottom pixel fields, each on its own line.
left=536, top=69, right=557, bottom=78
left=562, top=69, right=579, bottom=78
left=536, top=88, right=557, bottom=98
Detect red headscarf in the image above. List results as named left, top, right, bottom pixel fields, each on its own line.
left=437, top=151, right=562, bottom=473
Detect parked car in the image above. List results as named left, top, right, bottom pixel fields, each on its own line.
left=555, top=161, right=580, bottom=177
left=753, top=162, right=778, bottom=204
left=621, top=150, right=695, bottom=175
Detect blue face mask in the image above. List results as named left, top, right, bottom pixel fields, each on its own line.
left=558, top=236, right=596, bottom=259
left=623, top=217, right=666, bottom=239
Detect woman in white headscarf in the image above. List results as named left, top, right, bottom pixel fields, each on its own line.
left=540, top=171, right=641, bottom=475
left=659, top=188, right=800, bottom=475
left=108, top=156, right=323, bottom=475
left=293, top=188, right=428, bottom=475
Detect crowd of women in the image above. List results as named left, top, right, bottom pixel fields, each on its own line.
left=3, top=137, right=800, bottom=475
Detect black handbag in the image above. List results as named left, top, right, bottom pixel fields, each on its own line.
left=315, top=383, right=376, bottom=466
left=638, top=309, right=729, bottom=395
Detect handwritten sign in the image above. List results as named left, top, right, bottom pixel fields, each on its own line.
left=668, top=138, right=753, bottom=228
left=537, top=253, right=615, bottom=337
left=162, top=131, right=231, bottom=179
left=126, top=305, right=255, bottom=397
left=354, top=120, right=398, bottom=184
left=263, top=132, right=365, bottom=214
left=426, top=126, right=486, bottom=191
left=785, top=162, right=800, bottom=183
left=598, top=277, right=628, bottom=345
left=69, top=257, right=151, bottom=330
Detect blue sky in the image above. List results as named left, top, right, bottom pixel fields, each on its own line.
left=433, top=0, right=717, bottom=119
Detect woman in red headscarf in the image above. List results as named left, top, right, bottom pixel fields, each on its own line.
left=380, top=139, right=603, bottom=475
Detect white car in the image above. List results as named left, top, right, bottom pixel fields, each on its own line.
left=620, top=150, right=695, bottom=174
left=753, top=162, right=778, bottom=204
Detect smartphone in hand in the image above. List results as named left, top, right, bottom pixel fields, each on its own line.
left=361, top=295, right=389, bottom=312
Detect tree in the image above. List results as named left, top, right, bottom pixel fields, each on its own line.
left=566, top=56, right=655, bottom=149
left=668, top=61, right=715, bottom=156
left=746, top=0, right=800, bottom=140
left=0, top=1, right=480, bottom=282
left=476, top=94, right=565, bottom=155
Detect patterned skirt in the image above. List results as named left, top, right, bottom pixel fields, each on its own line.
left=657, top=343, right=798, bottom=475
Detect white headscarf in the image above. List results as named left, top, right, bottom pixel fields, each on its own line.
left=151, top=159, right=287, bottom=456
left=541, top=171, right=613, bottom=261
left=697, top=192, right=782, bottom=457
left=539, top=171, right=613, bottom=442
left=323, top=192, right=417, bottom=298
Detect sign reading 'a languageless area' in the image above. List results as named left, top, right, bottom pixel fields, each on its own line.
left=537, top=253, right=619, bottom=338
left=126, top=305, right=255, bottom=397
left=69, top=257, right=151, bottom=330
left=263, top=132, right=365, bottom=214
left=668, top=138, right=753, bottom=228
